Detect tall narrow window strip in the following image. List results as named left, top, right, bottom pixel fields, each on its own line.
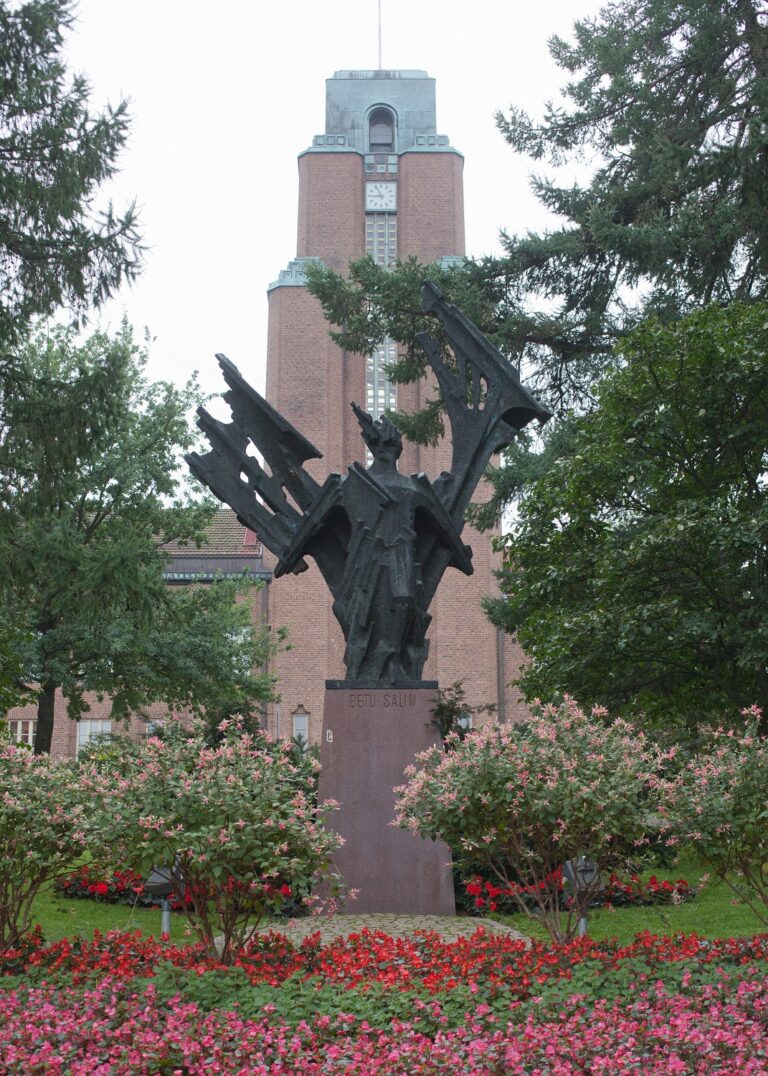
left=366, top=339, right=397, bottom=420
left=364, top=213, right=397, bottom=428
left=365, top=214, right=397, bottom=266
left=292, top=710, right=309, bottom=748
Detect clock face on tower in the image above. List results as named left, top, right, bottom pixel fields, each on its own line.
left=365, top=181, right=397, bottom=212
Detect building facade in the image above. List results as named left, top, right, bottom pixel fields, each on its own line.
left=263, top=70, right=527, bottom=745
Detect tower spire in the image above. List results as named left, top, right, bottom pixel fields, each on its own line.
left=378, top=0, right=382, bottom=69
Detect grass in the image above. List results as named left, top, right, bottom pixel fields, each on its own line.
left=491, top=854, right=768, bottom=944
left=27, top=854, right=768, bottom=948
left=31, top=885, right=192, bottom=944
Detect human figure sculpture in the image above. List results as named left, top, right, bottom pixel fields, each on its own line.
left=186, top=282, right=550, bottom=685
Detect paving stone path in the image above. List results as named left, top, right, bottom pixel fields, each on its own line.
left=257, top=915, right=529, bottom=945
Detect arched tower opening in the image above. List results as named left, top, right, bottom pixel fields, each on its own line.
left=368, top=106, right=396, bottom=152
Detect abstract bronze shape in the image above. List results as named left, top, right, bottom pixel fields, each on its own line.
left=186, top=282, right=550, bottom=685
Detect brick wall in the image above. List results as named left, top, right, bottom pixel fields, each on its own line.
left=266, top=285, right=367, bottom=479
left=398, top=151, right=465, bottom=263
left=297, top=152, right=365, bottom=268
left=6, top=692, right=173, bottom=760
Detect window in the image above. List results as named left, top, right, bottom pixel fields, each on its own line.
left=366, top=338, right=397, bottom=420
left=8, top=718, right=35, bottom=747
left=229, top=626, right=253, bottom=677
left=369, top=107, right=395, bottom=152
left=291, top=707, right=309, bottom=749
left=364, top=209, right=397, bottom=453
left=77, top=718, right=112, bottom=755
left=365, top=213, right=397, bottom=266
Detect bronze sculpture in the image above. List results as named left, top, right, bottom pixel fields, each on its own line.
left=186, top=282, right=550, bottom=685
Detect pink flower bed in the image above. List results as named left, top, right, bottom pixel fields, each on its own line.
left=2, top=977, right=768, bottom=1073
left=2, top=928, right=768, bottom=1073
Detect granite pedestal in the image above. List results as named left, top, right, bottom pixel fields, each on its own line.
left=317, top=682, right=455, bottom=915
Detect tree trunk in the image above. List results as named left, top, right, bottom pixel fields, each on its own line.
left=34, top=679, right=57, bottom=755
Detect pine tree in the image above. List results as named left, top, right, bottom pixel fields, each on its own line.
left=0, top=0, right=141, bottom=350
left=492, top=0, right=768, bottom=410
left=306, top=3, right=768, bottom=728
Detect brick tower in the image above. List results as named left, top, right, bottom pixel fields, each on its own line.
left=263, top=70, right=525, bottom=745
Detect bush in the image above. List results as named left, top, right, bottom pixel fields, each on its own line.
left=54, top=865, right=194, bottom=910
left=75, top=731, right=142, bottom=774
left=464, top=870, right=694, bottom=915
left=395, top=698, right=666, bottom=941
left=662, top=709, right=768, bottom=925
left=87, top=720, right=341, bottom=962
left=0, top=746, right=101, bottom=950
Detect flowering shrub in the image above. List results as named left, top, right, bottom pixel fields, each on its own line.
left=465, top=871, right=693, bottom=914
left=2, top=928, right=768, bottom=1071
left=87, top=720, right=341, bottom=962
left=0, top=745, right=104, bottom=951
left=395, top=699, right=667, bottom=941
left=662, top=710, right=768, bottom=924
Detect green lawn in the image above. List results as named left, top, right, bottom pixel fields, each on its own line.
left=492, top=855, right=768, bottom=944
left=31, top=885, right=192, bottom=944
left=29, top=855, right=768, bottom=947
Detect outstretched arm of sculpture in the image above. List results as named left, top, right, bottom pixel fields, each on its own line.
left=185, top=354, right=323, bottom=571
left=415, top=281, right=551, bottom=527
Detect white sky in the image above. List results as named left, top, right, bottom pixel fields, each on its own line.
left=62, top=0, right=604, bottom=399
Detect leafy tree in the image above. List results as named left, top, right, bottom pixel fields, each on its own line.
left=488, top=303, right=768, bottom=735
left=0, top=323, right=276, bottom=754
left=0, top=0, right=141, bottom=350
left=99, top=574, right=280, bottom=740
